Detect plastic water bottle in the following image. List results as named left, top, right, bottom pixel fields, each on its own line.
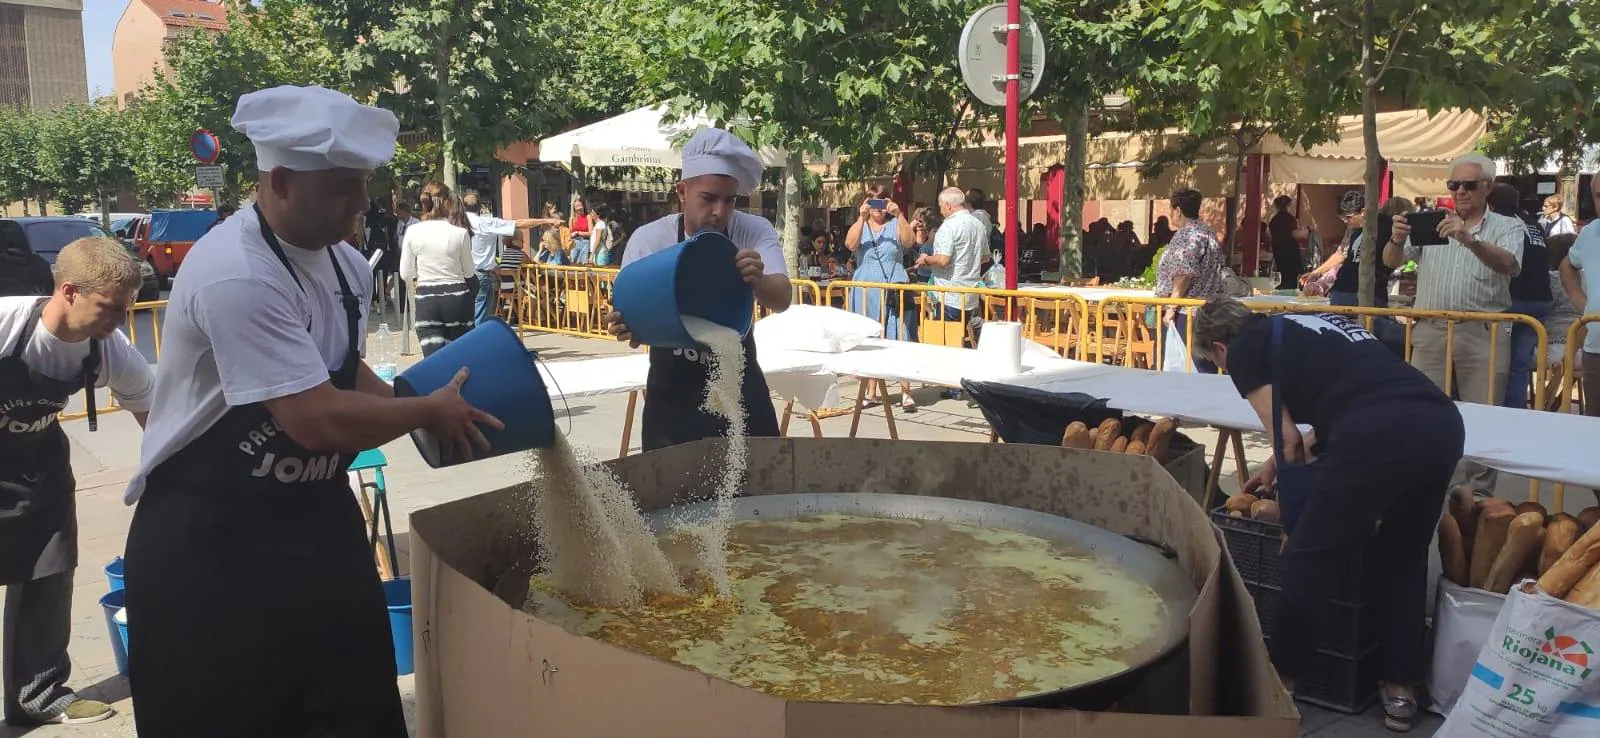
left=371, top=323, right=398, bottom=384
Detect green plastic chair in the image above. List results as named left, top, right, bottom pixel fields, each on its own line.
left=350, top=448, right=398, bottom=579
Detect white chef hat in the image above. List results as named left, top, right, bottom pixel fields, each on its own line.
left=680, top=128, right=764, bottom=196
left=231, top=85, right=400, bottom=172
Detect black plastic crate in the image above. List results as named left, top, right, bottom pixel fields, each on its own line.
left=1246, top=582, right=1378, bottom=657
left=1210, top=506, right=1368, bottom=600
left=1294, top=645, right=1381, bottom=714
left=1211, top=506, right=1284, bottom=587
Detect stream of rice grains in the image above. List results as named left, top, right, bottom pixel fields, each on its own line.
left=523, top=316, right=748, bottom=607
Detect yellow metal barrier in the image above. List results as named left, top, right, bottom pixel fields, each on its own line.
left=515, top=264, right=617, bottom=339
left=818, top=280, right=1092, bottom=360
left=1094, top=296, right=1550, bottom=408
left=1558, top=315, right=1599, bottom=416
left=58, top=298, right=169, bottom=421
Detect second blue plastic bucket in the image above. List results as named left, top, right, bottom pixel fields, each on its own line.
left=611, top=230, right=754, bottom=349
left=384, top=577, right=414, bottom=677
left=394, top=319, right=556, bottom=468
left=105, top=557, right=124, bottom=592
left=99, top=590, right=130, bottom=676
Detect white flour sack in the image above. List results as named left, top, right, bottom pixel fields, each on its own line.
left=1439, top=584, right=1600, bottom=737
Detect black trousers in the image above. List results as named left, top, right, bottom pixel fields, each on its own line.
left=1269, top=399, right=1463, bottom=686
left=2, top=570, right=74, bottom=724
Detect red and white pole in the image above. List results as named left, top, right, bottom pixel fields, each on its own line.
left=1002, top=0, right=1021, bottom=290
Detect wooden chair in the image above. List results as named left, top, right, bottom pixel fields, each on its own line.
left=919, top=297, right=971, bottom=347
left=563, top=272, right=595, bottom=332
left=495, top=267, right=520, bottom=322
left=1025, top=298, right=1081, bottom=358
left=1063, top=276, right=1102, bottom=287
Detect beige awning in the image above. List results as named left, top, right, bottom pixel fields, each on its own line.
left=1260, top=108, right=1486, bottom=199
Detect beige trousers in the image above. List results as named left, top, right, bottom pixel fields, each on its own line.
left=1410, top=319, right=1512, bottom=491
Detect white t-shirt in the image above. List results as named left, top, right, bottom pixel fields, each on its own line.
left=0, top=296, right=155, bottom=412
left=126, top=207, right=372, bottom=504
left=400, top=219, right=475, bottom=286
left=1566, top=220, right=1600, bottom=355
left=465, top=212, right=517, bottom=271
left=621, top=211, right=785, bottom=276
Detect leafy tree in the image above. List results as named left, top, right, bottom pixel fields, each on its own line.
left=0, top=108, right=48, bottom=214
left=1178, top=0, right=1558, bottom=306
left=132, top=0, right=355, bottom=204
left=1028, top=0, right=1186, bottom=278
left=316, top=0, right=573, bottom=192
left=614, top=0, right=972, bottom=275
left=37, top=101, right=138, bottom=225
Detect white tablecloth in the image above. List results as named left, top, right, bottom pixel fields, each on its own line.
left=817, top=338, right=1075, bottom=388
left=536, top=348, right=836, bottom=410
left=1004, top=364, right=1600, bottom=489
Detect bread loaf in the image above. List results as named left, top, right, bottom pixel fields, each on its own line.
left=1109, top=436, right=1128, bottom=453
left=1579, top=507, right=1600, bottom=531
left=1485, top=512, right=1545, bottom=594
left=1145, top=418, right=1178, bottom=463
left=1092, top=418, right=1123, bottom=451
left=1129, top=423, right=1153, bottom=446
left=1536, top=518, right=1600, bottom=598
left=1470, top=499, right=1516, bottom=589
left=1515, top=501, right=1549, bottom=518
left=1062, top=421, right=1092, bottom=449
left=1437, top=514, right=1470, bottom=587
left=1251, top=499, right=1281, bottom=524
left=1565, top=562, right=1600, bottom=608
left=1447, top=486, right=1479, bottom=556
left=1225, top=493, right=1259, bottom=517
left=1124, top=440, right=1146, bottom=455
left=1541, top=514, right=1582, bottom=575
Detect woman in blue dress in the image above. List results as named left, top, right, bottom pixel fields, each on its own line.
left=846, top=185, right=919, bottom=409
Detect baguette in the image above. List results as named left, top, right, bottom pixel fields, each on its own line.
left=1579, top=507, right=1600, bottom=531
left=1129, top=423, right=1153, bottom=446
left=1484, top=512, right=1545, bottom=594
left=1515, top=501, right=1549, bottom=518
left=1145, top=417, right=1179, bottom=463
left=1565, top=561, right=1600, bottom=609
left=1225, top=493, right=1259, bottom=517
left=1251, top=499, right=1281, bottom=524
left=1109, top=436, right=1128, bottom=453
left=1124, top=440, right=1147, bottom=455
left=1447, top=486, right=1479, bottom=555
left=1438, top=514, right=1471, bottom=587
left=1470, top=499, right=1516, bottom=589
left=1092, top=418, right=1123, bottom=451
left=1062, top=421, right=1092, bottom=450
left=1536, top=517, right=1600, bottom=598
left=1541, top=514, right=1583, bottom=575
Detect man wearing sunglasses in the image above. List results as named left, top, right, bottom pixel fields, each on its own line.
left=1384, top=153, right=1523, bottom=493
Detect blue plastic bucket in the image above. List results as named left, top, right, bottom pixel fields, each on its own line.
left=105, top=557, right=125, bottom=592
left=99, top=589, right=130, bottom=676
left=394, top=318, right=555, bottom=468
left=611, top=230, right=753, bottom=349
left=384, top=577, right=414, bottom=677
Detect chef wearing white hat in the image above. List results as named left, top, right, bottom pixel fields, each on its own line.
left=606, top=128, right=791, bottom=449
left=122, top=86, right=500, bottom=736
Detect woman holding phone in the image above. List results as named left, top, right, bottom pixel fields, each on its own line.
left=846, top=185, right=918, bottom=409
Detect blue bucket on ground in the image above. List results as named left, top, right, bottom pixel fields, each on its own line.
left=105, top=557, right=125, bottom=592
left=383, top=577, right=414, bottom=676
left=394, top=318, right=555, bottom=468
left=99, top=589, right=130, bottom=676
left=611, top=230, right=753, bottom=349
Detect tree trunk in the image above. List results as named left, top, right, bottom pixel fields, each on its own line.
left=1562, top=166, right=1580, bottom=217
left=781, top=151, right=805, bottom=278
left=100, top=191, right=111, bottom=230
left=1225, top=134, right=1246, bottom=251
left=1357, top=0, right=1381, bottom=308
left=1057, top=105, right=1089, bottom=279
left=933, top=100, right=970, bottom=188
left=435, top=21, right=457, bottom=192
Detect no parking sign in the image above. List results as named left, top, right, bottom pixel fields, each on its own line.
left=190, top=129, right=221, bottom=164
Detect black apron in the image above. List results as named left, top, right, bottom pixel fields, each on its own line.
left=124, top=209, right=406, bottom=737
left=641, top=216, right=781, bottom=452
left=0, top=299, right=96, bottom=585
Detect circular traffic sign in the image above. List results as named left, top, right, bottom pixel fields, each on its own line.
left=958, top=4, right=1047, bottom=108
left=190, top=129, right=221, bottom=164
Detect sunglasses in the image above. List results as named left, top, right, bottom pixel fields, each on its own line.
left=1446, top=180, right=1485, bottom=192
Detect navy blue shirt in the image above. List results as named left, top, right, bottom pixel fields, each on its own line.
left=1227, top=313, right=1449, bottom=442
left=1508, top=217, right=1551, bottom=302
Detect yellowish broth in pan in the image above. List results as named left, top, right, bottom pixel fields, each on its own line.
left=524, top=514, right=1168, bottom=705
